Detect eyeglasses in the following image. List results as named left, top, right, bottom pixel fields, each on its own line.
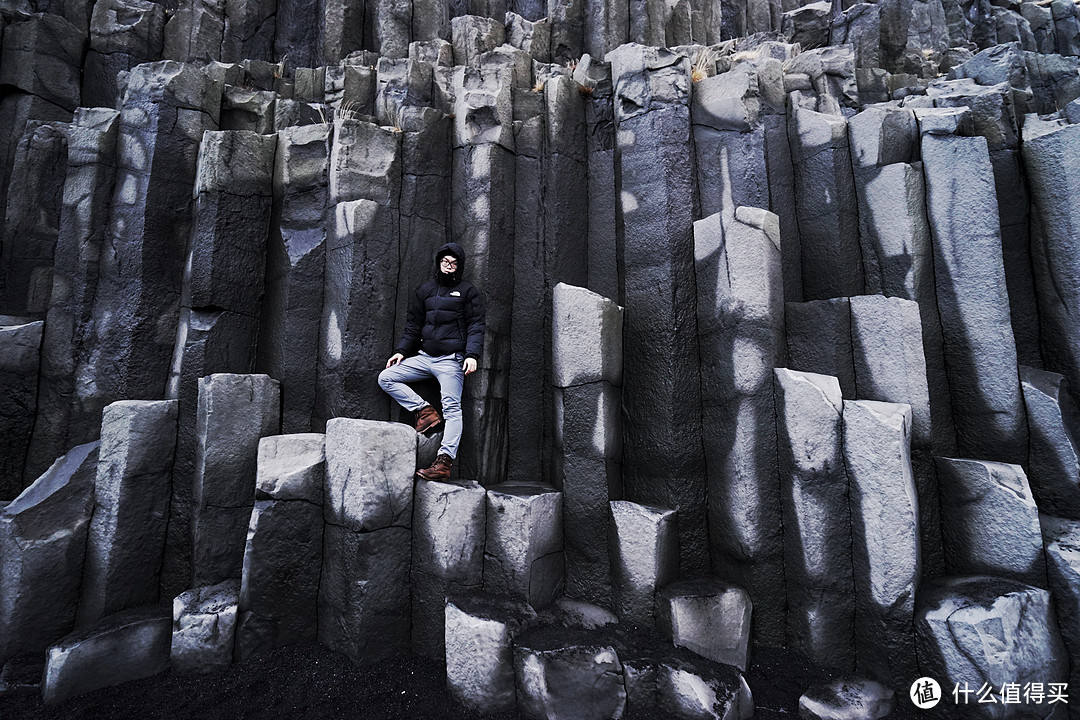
left=440, top=257, right=458, bottom=268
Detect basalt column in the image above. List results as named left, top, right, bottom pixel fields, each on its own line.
left=27, top=109, right=120, bottom=482
left=258, top=123, right=332, bottom=433
left=76, top=61, right=221, bottom=438
left=451, top=46, right=526, bottom=484
left=695, top=207, right=786, bottom=644
left=921, top=128, right=1027, bottom=465
left=607, top=43, right=706, bottom=575
left=318, top=118, right=402, bottom=424
left=163, top=129, right=276, bottom=597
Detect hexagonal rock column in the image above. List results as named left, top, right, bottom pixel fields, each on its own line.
left=77, top=62, right=221, bottom=447
left=921, top=131, right=1027, bottom=466
left=1021, top=367, right=1080, bottom=519
left=190, top=374, right=280, bottom=588
left=42, top=607, right=171, bottom=704
left=936, top=458, right=1046, bottom=587
left=656, top=577, right=751, bottom=673
left=608, top=500, right=679, bottom=629
left=28, top=108, right=120, bottom=483
left=842, top=400, right=919, bottom=687
left=171, top=579, right=240, bottom=673
left=916, top=575, right=1069, bottom=717
left=622, top=642, right=754, bottom=720
left=513, top=625, right=627, bottom=720
left=773, top=369, right=854, bottom=671
left=0, top=122, right=68, bottom=317
left=0, top=14, right=83, bottom=114
left=0, top=441, right=98, bottom=666
left=1041, top=516, right=1080, bottom=697
left=82, top=0, right=166, bottom=109
left=450, top=47, right=525, bottom=485
left=445, top=593, right=536, bottom=714
left=787, top=105, right=863, bottom=301
left=318, top=418, right=414, bottom=662
left=551, top=282, right=623, bottom=608
left=607, top=43, right=707, bottom=577
left=483, top=481, right=564, bottom=610
left=695, top=207, right=786, bottom=645
left=78, top=400, right=178, bottom=628
left=258, top=123, right=332, bottom=434
left=0, top=318, right=43, bottom=498
left=236, top=434, right=325, bottom=661
left=411, top=479, right=486, bottom=660
left=1023, top=120, right=1080, bottom=402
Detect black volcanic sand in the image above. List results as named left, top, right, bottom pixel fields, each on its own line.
left=1, top=642, right=918, bottom=719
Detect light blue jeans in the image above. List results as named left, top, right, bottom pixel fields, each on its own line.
left=378, top=351, right=463, bottom=459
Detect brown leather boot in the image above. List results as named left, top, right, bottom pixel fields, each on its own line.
left=416, top=453, right=453, bottom=480
left=415, top=405, right=443, bottom=433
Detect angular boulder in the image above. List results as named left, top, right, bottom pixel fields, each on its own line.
left=171, top=579, right=240, bottom=673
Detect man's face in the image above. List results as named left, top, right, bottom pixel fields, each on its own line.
left=439, top=255, right=458, bottom=274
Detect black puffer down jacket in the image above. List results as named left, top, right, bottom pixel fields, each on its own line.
left=394, top=242, right=486, bottom=362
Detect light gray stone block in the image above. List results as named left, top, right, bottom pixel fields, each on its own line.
left=171, top=579, right=239, bottom=673
left=551, top=283, right=623, bottom=388
left=78, top=400, right=178, bottom=628
left=609, top=500, right=679, bottom=628
left=1022, top=367, right=1080, bottom=519
left=937, top=457, right=1046, bottom=587
left=0, top=442, right=98, bottom=666
left=411, top=479, right=486, bottom=659
left=483, top=482, right=563, bottom=609
left=1041, top=515, right=1080, bottom=698
left=774, top=369, right=854, bottom=670
left=324, top=418, right=415, bottom=532
left=42, top=607, right=170, bottom=704
left=842, top=400, right=919, bottom=687
left=444, top=593, right=536, bottom=714
left=656, top=577, right=752, bottom=672
left=513, top=626, right=627, bottom=720
left=799, top=678, right=894, bottom=720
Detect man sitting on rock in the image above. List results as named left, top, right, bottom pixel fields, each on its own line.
left=378, top=242, right=485, bottom=481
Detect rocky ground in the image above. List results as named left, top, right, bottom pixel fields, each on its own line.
left=0, top=643, right=919, bottom=719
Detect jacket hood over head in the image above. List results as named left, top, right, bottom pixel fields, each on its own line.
left=434, top=242, right=465, bottom=283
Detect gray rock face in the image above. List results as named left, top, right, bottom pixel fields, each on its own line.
left=411, top=478, right=486, bottom=659
left=774, top=369, right=854, bottom=671
left=921, top=131, right=1027, bottom=466
left=83, top=0, right=166, bottom=108
left=0, top=319, right=43, bottom=498
left=78, top=400, right=178, bottom=627
left=608, top=500, right=679, bottom=628
left=513, top=625, right=627, bottom=720
left=916, top=575, right=1068, bottom=718
left=842, top=400, right=918, bottom=687
left=171, top=579, right=240, bottom=673
left=1040, top=515, right=1080, bottom=698
left=937, top=457, right=1046, bottom=587
left=445, top=593, right=537, bottom=714
left=0, top=441, right=98, bottom=666
left=0, top=122, right=68, bottom=317
left=696, top=207, right=786, bottom=645
left=483, top=482, right=564, bottom=609
left=236, top=434, right=325, bottom=660
left=318, top=524, right=412, bottom=662
left=551, top=283, right=622, bottom=607
left=788, top=106, right=863, bottom=300
left=258, top=122, right=332, bottom=434
left=798, top=678, right=894, bottom=720
left=622, top=641, right=754, bottom=720
left=608, top=44, right=707, bottom=577
left=42, top=607, right=171, bottom=704
left=1021, top=367, right=1080, bottom=519
left=0, top=13, right=84, bottom=111
left=191, top=374, right=281, bottom=587
left=1022, top=120, right=1080, bottom=403
left=656, top=577, right=752, bottom=672
left=27, top=108, right=120, bottom=483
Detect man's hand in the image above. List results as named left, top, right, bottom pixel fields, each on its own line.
left=386, top=353, right=404, bottom=368
left=463, top=357, right=477, bottom=376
